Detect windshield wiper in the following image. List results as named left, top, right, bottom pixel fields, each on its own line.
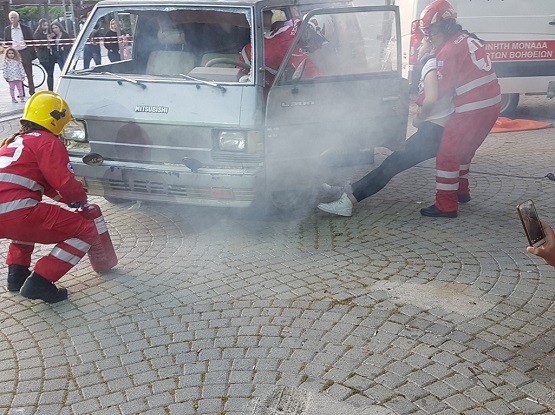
left=69, top=68, right=95, bottom=75
left=102, top=72, right=146, bottom=89
left=179, top=73, right=226, bottom=92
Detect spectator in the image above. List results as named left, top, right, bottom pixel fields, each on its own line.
left=527, top=221, right=555, bottom=267
left=81, top=13, right=102, bottom=69
left=50, top=22, right=71, bottom=70
left=34, top=18, right=56, bottom=91
left=2, top=47, right=26, bottom=103
left=3, top=11, right=36, bottom=96
left=104, top=19, right=121, bottom=62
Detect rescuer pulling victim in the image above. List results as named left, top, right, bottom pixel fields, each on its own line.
left=0, top=91, right=99, bottom=303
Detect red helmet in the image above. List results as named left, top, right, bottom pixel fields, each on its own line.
left=419, top=0, right=457, bottom=35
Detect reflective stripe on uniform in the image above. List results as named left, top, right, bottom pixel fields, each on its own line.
left=10, top=240, right=34, bottom=245
left=436, top=182, right=459, bottom=191
left=50, top=247, right=81, bottom=266
left=455, top=73, right=497, bottom=96
left=65, top=238, right=92, bottom=253
left=436, top=170, right=460, bottom=179
left=455, top=95, right=501, bottom=113
left=0, top=173, right=44, bottom=192
left=240, top=48, right=251, bottom=66
left=0, top=198, right=38, bottom=214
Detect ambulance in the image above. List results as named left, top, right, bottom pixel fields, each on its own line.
left=58, top=0, right=409, bottom=212
left=394, top=0, right=555, bottom=115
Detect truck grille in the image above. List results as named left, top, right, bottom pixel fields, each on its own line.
left=85, top=178, right=256, bottom=203
left=212, top=152, right=263, bottom=164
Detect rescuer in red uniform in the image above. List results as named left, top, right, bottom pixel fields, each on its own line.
left=239, top=9, right=322, bottom=89
left=418, top=0, right=501, bottom=218
left=0, top=91, right=98, bottom=303
left=316, top=38, right=454, bottom=217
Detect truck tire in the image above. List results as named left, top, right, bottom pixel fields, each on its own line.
left=269, top=188, right=315, bottom=215
left=499, top=93, right=519, bottom=117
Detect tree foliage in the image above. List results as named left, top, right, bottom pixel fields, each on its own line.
left=12, top=6, right=67, bottom=29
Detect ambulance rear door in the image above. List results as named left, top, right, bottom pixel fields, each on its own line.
left=264, top=6, right=409, bottom=193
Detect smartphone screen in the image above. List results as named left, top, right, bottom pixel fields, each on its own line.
left=517, top=200, right=546, bottom=247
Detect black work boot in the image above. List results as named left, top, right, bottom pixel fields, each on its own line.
left=19, top=273, right=68, bottom=303
left=458, top=193, right=471, bottom=204
left=420, top=204, right=458, bottom=218
left=7, top=265, right=32, bottom=292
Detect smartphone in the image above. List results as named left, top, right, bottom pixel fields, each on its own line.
left=517, top=200, right=546, bottom=247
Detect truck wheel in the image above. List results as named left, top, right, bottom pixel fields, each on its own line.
left=499, top=93, right=519, bottom=117
left=246, top=187, right=316, bottom=219
left=241, top=188, right=314, bottom=220
left=270, top=189, right=314, bottom=214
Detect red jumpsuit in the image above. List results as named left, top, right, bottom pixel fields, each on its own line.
left=434, top=31, right=501, bottom=212
left=240, top=18, right=319, bottom=88
left=0, top=130, right=98, bottom=282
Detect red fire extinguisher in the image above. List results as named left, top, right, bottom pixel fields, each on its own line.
left=80, top=204, right=118, bottom=273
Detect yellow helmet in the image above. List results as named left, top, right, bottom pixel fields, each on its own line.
left=21, top=91, right=72, bottom=135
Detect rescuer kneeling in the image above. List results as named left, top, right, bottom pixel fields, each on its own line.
left=0, top=91, right=98, bottom=303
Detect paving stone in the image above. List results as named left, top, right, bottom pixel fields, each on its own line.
left=0, top=105, right=553, bottom=414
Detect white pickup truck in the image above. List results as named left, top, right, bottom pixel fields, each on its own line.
left=58, top=0, right=409, bottom=212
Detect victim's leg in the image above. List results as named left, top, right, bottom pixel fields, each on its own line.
left=351, top=122, right=443, bottom=202
left=318, top=122, right=443, bottom=217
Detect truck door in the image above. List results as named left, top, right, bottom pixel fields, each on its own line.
left=265, top=6, right=409, bottom=194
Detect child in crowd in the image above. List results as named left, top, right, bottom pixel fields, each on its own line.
left=2, top=47, right=26, bottom=103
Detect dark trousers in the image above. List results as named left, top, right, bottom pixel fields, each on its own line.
left=108, top=50, right=120, bottom=63
left=40, top=59, right=55, bottom=91
left=18, top=47, right=35, bottom=95
left=83, top=45, right=101, bottom=69
left=54, top=53, right=66, bottom=71
left=351, top=121, right=444, bottom=202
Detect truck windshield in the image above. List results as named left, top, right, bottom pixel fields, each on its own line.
left=66, top=6, right=252, bottom=84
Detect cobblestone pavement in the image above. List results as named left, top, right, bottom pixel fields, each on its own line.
left=0, top=97, right=554, bottom=415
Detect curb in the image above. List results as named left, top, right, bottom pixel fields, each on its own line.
left=0, top=109, right=23, bottom=122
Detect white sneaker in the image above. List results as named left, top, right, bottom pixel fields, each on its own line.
left=317, top=193, right=353, bottom=217
left=319, top=182, right=344, bottom=200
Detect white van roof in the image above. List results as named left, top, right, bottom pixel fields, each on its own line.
left=94, top=0, right=354, bottom=8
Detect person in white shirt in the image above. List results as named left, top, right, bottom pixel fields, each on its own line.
left=3, top=11, right=36, bottom=96
left=317, top=39, right=454, bottom=217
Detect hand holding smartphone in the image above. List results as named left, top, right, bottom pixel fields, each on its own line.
left=517, top=200, right=546, bottom=247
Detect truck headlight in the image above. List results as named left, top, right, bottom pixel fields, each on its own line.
left=62, top=120, right=87, bottom=142
left=218, top=131, right=246, bottom=152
